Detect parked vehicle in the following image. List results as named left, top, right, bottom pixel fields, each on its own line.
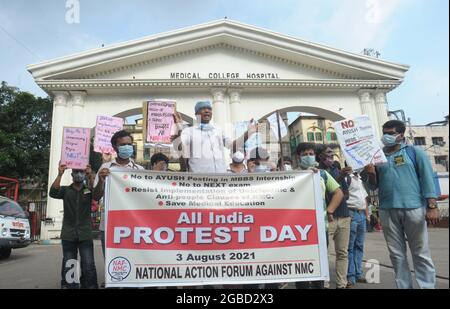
left=0, top=196, right=31, bottom=259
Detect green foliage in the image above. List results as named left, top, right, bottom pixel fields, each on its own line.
left=0, top=81, right=53, bottom=188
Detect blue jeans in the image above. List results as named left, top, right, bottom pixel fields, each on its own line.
left=379, top=207, right=436, bottom=289
left=61, top=239, right=98, bottom=289
left=347, top=209, right=366, bottom=284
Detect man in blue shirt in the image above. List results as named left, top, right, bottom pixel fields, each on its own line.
left=365, top=120, right=440, bottom=289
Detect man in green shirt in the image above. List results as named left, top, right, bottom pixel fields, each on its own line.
left=295, top=142, right=344, bottom=289
left=49, top=163, right=98, bottom=289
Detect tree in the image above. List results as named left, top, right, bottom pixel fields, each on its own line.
left=0, top=81, right=53, bottom=189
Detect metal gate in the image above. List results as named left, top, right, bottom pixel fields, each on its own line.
left=27, top=201, right=47, bottom=241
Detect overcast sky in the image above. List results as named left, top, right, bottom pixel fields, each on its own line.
left=0, top=0, right=448, bottom=125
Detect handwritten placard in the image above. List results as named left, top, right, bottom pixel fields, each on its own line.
left=94, top=116, right=124, bottom=153
left=146, top=101, right=176, bottom=144
left=333, top=115, right=387, bottom=170
left=61, top=127, right=91, bottom=169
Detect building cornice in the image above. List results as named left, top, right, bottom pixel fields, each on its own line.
left=38, top=79, right=401, bottom=92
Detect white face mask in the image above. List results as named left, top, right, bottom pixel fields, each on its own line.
left=284, top=164, right=292, bottom=171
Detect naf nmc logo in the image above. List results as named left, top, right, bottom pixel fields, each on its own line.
left=108, top=257, right=131, bottom=281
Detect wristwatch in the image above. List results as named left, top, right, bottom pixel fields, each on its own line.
left=427, top=202, right=438, bottom=209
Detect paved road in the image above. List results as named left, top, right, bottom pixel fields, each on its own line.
left=0, top=228, right=448, bottom=289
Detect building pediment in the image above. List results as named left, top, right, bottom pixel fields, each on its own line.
left=28, top=20, right=409, bottom=83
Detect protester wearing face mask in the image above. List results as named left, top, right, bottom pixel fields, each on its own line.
left=49, top=163, right=98, bottom=289
left=93, top=129, right=144, bottom=286
left=316, top=144, right=351, bottom=289
left=228, top=151, right=247, bottom=174
left=364, top=120, right=439, bottom=289
left=277, top=156, right=293, bottom=171
left=247, top=147, right=277, bottom=173
left=149, top=153, right=169, bottom=172
left=294, top=143, right=344, bottom=289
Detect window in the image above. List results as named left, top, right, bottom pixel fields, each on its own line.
left=435, top=156, right=448, bottom=165
left=0, top=198, right=27, bottom=218
left=315, top=132, right=323, bottom=141
left=435, top=156, right=448, bottom=171
left=307, top=132, right=315, bottom=142
left=414, top=137, right=426, bottom=146
left=432, top=137, right=444, bottom=146
left=327, top=132, right=337, bottom=141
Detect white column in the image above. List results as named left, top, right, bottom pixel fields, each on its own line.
left=42, top=91, right=69, bottom=241
left=374, top=91, right=390, bottom=128
left=70, top=91, right=87, bottom=126
left=229, top=89, right=242, bottom=124
left=358, top=90, right=381, bottom=138
left=211, top=88, right=227, bottom=130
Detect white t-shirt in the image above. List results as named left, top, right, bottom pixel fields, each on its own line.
left=94, top=159, right=144, bottom=231
left=347, top=174, right=369, bottom=210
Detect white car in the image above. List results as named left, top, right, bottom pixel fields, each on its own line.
left=0, top=196, right=31, bottom=259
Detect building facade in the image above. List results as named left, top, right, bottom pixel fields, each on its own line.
left=408, top=116, right=449, bottom=173
left=288, top=116, right=343, bottom=167
left=28, top=20, right=409, bottom=240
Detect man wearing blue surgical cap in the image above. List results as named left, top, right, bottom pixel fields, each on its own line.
left=172, top=100, right=257, bottom=173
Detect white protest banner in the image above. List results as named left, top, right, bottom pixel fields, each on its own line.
left=333, top=115, right=387, bottom=170
left=146, top=100, right=176, bottom=144
left=104, top=171, right=329, bottom=287
left=60, top=127, right=90, bottom=169
left=94, top=116, right=124, bottom=154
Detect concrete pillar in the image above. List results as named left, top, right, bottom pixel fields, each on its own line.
left=374, top=91, right=390, bottom=128
left=358, top=90, right=381, bottom=138
left=70, top=91, right=87, bottom=126
left=229, top=89, right=242, bottom=124
left=211, top=88, right=227, bottom=130
left=42, top=91, right=69, bottom=241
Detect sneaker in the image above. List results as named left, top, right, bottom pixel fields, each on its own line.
left=346, top=282, right=354, bottom=289
left=323, top=281, right=330, bottom=289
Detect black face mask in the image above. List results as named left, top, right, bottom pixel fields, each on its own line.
left=72, top=172, right=85, bottom=183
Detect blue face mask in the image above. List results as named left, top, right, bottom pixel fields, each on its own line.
left=300, top=155, right=317, bottom=169
left=118, top=145, right=134, bottom=159
left=199, top=123, right=214, bottom=131
left=381, top=134, right=400, bottom=147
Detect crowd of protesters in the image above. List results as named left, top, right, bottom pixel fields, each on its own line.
left=49, top=101, right=439, bottom=289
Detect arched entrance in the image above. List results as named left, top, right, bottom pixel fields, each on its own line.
left=255, top=106, right=346, bottom=168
